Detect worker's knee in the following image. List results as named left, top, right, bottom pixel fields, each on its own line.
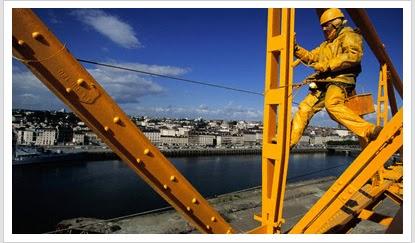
left=297, top=94, right=319, bottom=115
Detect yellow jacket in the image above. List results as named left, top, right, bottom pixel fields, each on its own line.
left=295, top=27, right=363, bottom=84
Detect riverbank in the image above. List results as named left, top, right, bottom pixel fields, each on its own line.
left=13, top=146, right=329, bottom=165
left=55, top=176, right=399, bottom=234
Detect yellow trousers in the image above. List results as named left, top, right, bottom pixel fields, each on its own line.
left=290, top=84, right=376, bottom=147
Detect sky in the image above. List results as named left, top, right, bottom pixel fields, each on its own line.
left=12, top=8, right=403, bottom=126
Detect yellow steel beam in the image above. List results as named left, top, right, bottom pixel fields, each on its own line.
left=376, top=64, right=389, bottom=127
left=12, top=9, right=234, bottom=234
left=253, top=8, right=295, bottom=234
left=290, top=108, right=402, bottom=233
left=346, top=9, right=402, bottom=103
left=317, top=182, right=393, bottom=233
left=358, top=209, right=393, bottom=227
left=372, top=64, right=389, bottom=187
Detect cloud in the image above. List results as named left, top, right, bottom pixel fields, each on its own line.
left=71, top=9, right=141, bottom=49
left=12, top=63, right=65, bottom=110
left=12, top=61, right=190, bottom=109
left=127, top=103, right=263, bottom=120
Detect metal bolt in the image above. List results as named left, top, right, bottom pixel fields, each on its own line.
left=136, top=158, right=141, bottom=164
left=170, top=175, right=176, bottom=182
left=104, top=126, right=110, bottom=131
left=226, top=229, right=232, bottom=234
left=186, top=206, right=191, bottom=212
left=77, top=78, right=86, bottom=86
left=18, top=40, right=25, bottom=46
left=144, top=148, right=151, bottom=155
left=332, top=186, right=337, bottom=192
left=192, top=198, right=198, bottom=204
left=206, top=225, right=211, bottom=230
left=163, top=184, right=169, bottom=190
left=65, top=87, right=71, bottom=93
left=211, top=217, right=216, bottom=222
left=31, top=32, right=42, bottom=40
left=113, top=116, right=120, bottom=124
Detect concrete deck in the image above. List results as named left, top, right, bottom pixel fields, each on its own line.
left=57, top=176, right=400, bottom=234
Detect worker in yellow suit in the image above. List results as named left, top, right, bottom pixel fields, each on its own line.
left=290, top=8, right=382, bottom=149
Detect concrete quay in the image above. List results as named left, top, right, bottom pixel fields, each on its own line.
left=56, top=176, right=399, bottom=234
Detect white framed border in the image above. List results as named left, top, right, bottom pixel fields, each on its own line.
left=3, top=1, right=412, bottom=242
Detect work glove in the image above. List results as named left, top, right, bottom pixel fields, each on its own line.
left=312, top=62, right=329, bottom=73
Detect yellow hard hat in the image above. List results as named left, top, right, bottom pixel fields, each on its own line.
left=320, top=8, right=344, bottom=25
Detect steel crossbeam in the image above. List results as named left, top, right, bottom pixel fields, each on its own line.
left=252, top=8, right=295, bottom=234
left=289, top=108, right=402, bottom=233
left=12, top=9, right=234, bottom=234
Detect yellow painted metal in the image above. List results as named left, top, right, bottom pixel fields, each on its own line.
left=376, top=64, right=389, bottom=127
left=314, top=182, right=393, bottom=233
left=290, top=108, right=402, bottom=233
left=372, top=64, right=389, bottom=187
left=12, top=9, right=235, bottom=234
left=254, top=8, right=295, bottom=234
left=358, top=209, right=393, bottom=227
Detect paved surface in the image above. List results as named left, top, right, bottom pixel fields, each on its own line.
left=58, top=176, right=400, bottom=234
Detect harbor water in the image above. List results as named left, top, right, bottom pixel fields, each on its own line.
left=12, top=153, right=355, bottom=233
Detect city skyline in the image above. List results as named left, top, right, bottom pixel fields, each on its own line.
left=12, top=8, right=403, bottom=125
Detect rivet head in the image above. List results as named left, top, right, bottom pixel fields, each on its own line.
left=18, top=40, right=25, bottom=46
left=77, top=78, right=86, bottom=86
left=211, top=217, right=216, bottom=222
left=163, top=184, right=168, bottom=190
left=348, top=188, right=354, bottom=194
left=136, top=158, right=141, bottom=164
left=104, top=126, right=110, bottom=131
left=192, top=198, right=197, bottom=204
left=170, top=176, right=176, bottom=182
left=113, top=116, right=120, bottom=124
left=31, top=32, right=42, bottom=39
left=226, top=229, right=232, bottom=234
left=65, top=87, right=71, bottom=93
left=144, top=148, right=150, bottom=155
left=186, top=206, right=191, bottom=212
left=206, top=225, right=211, bottom=230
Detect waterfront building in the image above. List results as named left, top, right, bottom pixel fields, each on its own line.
left=219, top=135, right=244, bottom=146
left=84, top=131, right=101, bottom=145
left=16, top=129, right=36, bottom=145
left=160, top=127, right=178, bottom=137
left=177, top=127, right=190, bottom=136
left=312, top=136, right=325, bottom=146
left=160, top=136, right=189, bottom=146
left=255, top=133, right=263, bottom=144
left=189, top=134, right=216, bottom=146
left=35, top=128, right=56, bottom=146
left=334, top=129, right=351, bottom=137
left=323, top=135, right=342, bottom=144
left=143, top=130, right=161, bottom=145
left=243, top=133, right=257, bottom=145
left=298, top=135, right=311, bottom=146
left=72, top=133, right=86, bottom=145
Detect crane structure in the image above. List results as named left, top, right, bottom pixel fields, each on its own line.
left=12, top=8, right=403, bottom=234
